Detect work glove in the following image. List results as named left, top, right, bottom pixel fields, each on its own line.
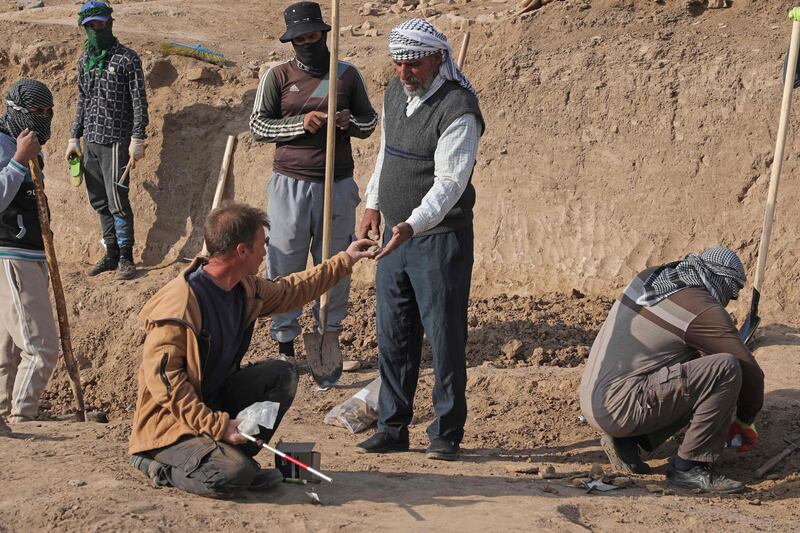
left=65, top=138, right=81, bottom=161
left=726, top=418, right=758, bottom=452
left=129, top=138, right=146, bottom=162
left=790, top=6, right=800, bottom=22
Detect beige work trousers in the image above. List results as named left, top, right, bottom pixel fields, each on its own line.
left=0, top=258, right=59, bottom=419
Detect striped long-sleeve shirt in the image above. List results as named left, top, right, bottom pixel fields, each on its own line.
left=71, top=42, right=149, bottom=144
left=249, top=59, right=377, bottom=181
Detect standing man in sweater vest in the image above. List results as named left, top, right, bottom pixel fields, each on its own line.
left=65, top=1, right=149, bottom=280
left=356, top=20, right=484, bottom=460
left=580, top=247, right=764, bottom=493
left=249, top=2, right=377, bottom=361
left=0, top=80, right=59, bottom=425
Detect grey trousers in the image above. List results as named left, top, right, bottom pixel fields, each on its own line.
left=615, top=353, right=743, bottom=462
left=83, top=139, right=135, bottom=250
left=0, top=259, right=59, bottom=419
left=266, top=172, right=360, bottom=343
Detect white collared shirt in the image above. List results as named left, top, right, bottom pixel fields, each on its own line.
left=364, top=74, right=481, bottom=235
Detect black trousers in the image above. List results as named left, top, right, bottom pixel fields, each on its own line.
left=83, top=139, right=135, bottom=250
left=376, top=226, right=474, bottom=445
left=145, top=360, right=297, bottom=498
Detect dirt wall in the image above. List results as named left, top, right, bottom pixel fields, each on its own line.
left=2, top=0, right=800, bottom=324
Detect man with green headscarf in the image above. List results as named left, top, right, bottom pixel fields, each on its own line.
left=66, top=1, right=149, bottom=280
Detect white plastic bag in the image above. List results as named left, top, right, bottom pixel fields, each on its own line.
left=324, top=377, right=381, bottom=433
left=236, top=401, right=280, bottom=436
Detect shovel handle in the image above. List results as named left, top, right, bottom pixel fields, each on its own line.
left=752, top=20, right=800, bottom=294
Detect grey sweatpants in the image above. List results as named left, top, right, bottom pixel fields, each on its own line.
left=83, top=139, right=135, bottom=250
left=609, top=353, right=742, bottom=462
left=0, top=259, right=59, bottom=419
left=266, top=172, right=360, bottom=343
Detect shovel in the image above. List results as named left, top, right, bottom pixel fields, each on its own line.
left=304, top=0, right=343, bottom=389
left=739, top=16, right=800, bottom=345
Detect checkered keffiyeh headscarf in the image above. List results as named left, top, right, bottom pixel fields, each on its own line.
left=636, top=247, right=746, bottom=307
left=389, top=19, right=477, bottom=96
left=0, top=79, right=53, bottom=145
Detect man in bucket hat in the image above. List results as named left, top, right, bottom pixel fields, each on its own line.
left=65, top=1, right=149, bottom=280
left=249, top=2, right=377, bottom=363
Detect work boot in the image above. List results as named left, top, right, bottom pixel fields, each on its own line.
left=0, top=416, right=11, bottom=436
left=129, top=454, right=164, bottom=483
left=86, top=248, right=119, bottom=276
left=116, top=248, right=136, bottom=280
left=667, top=462, right=744, bottom=494
left=276, top=340, right=298, bottom=367
left=249, top=468, right=284, bottom=491
left=426, top=438, right=461, bottom=461
left=356, top=432, right=409, bottom=454
left=600, top=434, right=652, bottom=475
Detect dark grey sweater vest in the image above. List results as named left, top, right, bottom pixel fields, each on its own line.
left=378, top=77, right=484, bottom=236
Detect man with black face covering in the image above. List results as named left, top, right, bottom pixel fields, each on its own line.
left=0, top=79, right=59, bottom=426
left=65, top=1, right=149, bottom=281
left=249, top=1, right=377, bottom=361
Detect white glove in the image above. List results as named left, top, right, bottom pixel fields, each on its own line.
left=65, top=138, right=81, bottom=161
left=129, top=138, right=146, bottom=161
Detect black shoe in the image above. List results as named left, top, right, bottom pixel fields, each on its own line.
left=249, top=468, right=284, bottom=491
left=426, top=438, right=461, bottom=461
left=667, top=462, right=744, bottom=494
left=278, top=341, right=295, bottom=359
left=356, top=432, right=409, bottom=454
left=87, top=250, right=119, bottom=276
left=600, top=434, right=652, bottom=475
left=115, top=257, right=136, bottom=280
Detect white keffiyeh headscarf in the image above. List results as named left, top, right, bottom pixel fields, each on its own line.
left=388, top=19, right=477, bottom=97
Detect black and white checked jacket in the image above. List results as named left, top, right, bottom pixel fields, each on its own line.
left=70, top=43, right=149, bottom=144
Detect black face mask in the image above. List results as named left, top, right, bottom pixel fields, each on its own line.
left=292, top=36, right=329, bottom=75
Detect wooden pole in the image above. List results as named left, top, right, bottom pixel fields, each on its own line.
left=319, top=0, right=340, bottom=333
left=201, top=135, right=237, bottom=256
left=752, top=20, right=800, bottom=295
left=457, top=32, right=471, bottom=70
left=28, top=159, right=86, bottom=421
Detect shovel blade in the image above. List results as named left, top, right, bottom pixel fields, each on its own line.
left=303, top=331, right=343, bottom=389
left=738, top=288, right=761, bottom=346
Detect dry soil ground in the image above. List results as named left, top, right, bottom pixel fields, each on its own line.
left=1, top=0, right=800, bottom=531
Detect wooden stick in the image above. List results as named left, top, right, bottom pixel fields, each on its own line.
left=751, top=20, right=800, bottom=297
left=28, top=159, right=86, bottom=422
left=319, top=0, right=340, bottom=333
left=201, top=135, right=237, bottom=256
left=755, top=442, right=799, bottom=478
left=457, top=32, right=471, bottom=70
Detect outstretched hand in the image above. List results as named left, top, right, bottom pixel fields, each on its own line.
left=346, top=238, right=379, bottom=264
left=375, top=223, right=413, bottom=261
left=357, top=208, right=381, bottom=240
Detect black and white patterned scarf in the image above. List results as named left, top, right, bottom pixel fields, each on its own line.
left=636, top=246, right=746, bottom=307
left=0, top=79, right=54, bottom=145
left=388, top=18, right=477, bottom=97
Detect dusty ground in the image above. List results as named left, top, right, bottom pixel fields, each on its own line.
left=1, top=0, right=800, bottom=531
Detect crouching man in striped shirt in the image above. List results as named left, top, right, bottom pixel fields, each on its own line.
left=249, top=1, right=377, bottom=361
left=0, top=80, right=59, bottom=425
left=580, top=247, right=764, bottom=494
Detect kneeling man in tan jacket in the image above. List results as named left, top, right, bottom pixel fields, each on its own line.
left=128, top=203, right=375, bottom=498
